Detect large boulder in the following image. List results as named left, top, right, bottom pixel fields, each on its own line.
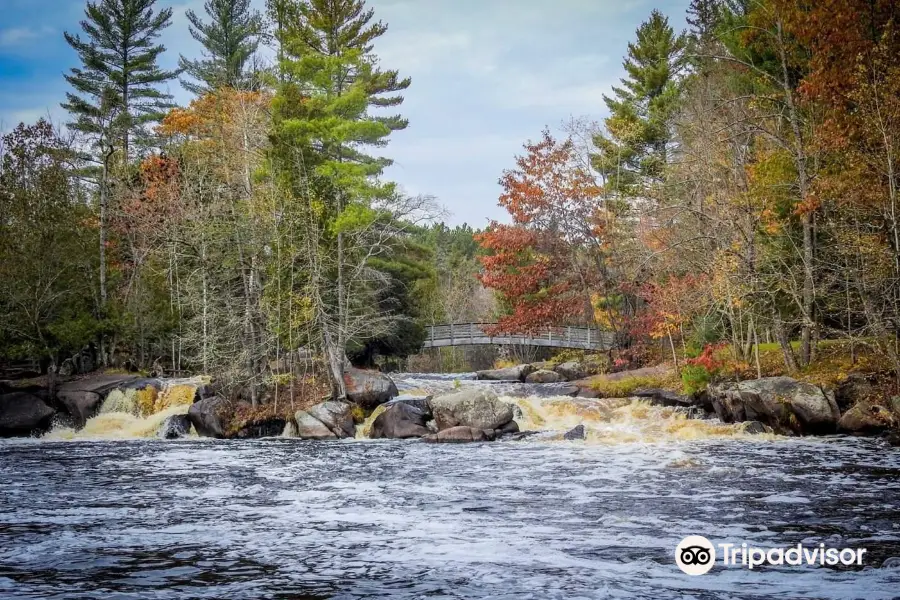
left=382, top=395, right=432, bottom=415
left=0, top=392, right=56, bottom=437
left=554, top=361, right=586, bottom=381
left=838, top=401, right=896, bottom=435
left=834, top=373, right=874, bottom=413
left=187, top=396, right=234, bottom=438
left=232, top=417, right=287, bottom=439
left=476, top=364, right=535, bottom=382
left=525, top=369, right=562, bottom=384
left=55, top=390, right=102, bottom=428
left=294, top=401, right=355, bottom=439
left=58, top=374, right=140, bottom=396
left=429, top=388, right=514, bottom=431
left=631, top=388, right=694, bottom=408
left=371, top=403, right=430, bottom=439
left=343, top=368, right=398, bottom=409
left=709, top=377, right=840, bottom=435
left=157, top=414, right=192, bottom=439
left=55, top=374, right=148, bottom=427
left=564, top=424, right=586, bottom=440
left=307, top=401, right=355, bottom=438
left=422, top=425, right=496, bottom=443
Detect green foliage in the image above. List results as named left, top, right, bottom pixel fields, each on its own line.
left=63, top=0, right=178, bottom=156
left=179, top=0, right=262, bottom=95
left=591, top=373, right=679, bottom=397
left=592, top=9, right=687, bottom=191
left=0, top=121, right=98, bottom=361
left=680, top=364, right=712, bottom=395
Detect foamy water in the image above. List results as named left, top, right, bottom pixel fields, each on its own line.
left=4, top=374, right=899, bottom=598
left=2, top=436, right=899, bottom=598
left=45, top=379, right=201, bottom=441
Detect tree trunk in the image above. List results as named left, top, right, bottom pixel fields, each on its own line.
left=777, top=18, right=815, bottom=368
left=773, top=315, right=799, bottom=374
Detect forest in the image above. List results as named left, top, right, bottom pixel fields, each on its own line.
left=2, top=0, right=900, bottom=403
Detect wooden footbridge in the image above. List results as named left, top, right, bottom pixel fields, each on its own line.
left=422, top=323, right=614, bottom=351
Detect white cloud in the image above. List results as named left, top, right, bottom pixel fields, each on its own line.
left=0, top=26, right=47, bottom=47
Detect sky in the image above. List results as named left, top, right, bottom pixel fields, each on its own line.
left=0, top=0, right=690, bottom=226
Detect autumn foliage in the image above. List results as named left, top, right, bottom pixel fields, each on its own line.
left=476, top=131, right=606, bottom=335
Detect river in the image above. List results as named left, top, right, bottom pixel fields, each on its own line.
left=1, top=374, right=900, bottom=599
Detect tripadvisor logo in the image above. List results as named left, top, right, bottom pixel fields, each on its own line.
left=675, top=535, right=868, bottom=575
left=676, top=535, right=716, bottom=575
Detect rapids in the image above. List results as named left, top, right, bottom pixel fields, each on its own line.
left=1, top=373, right=899, bottom=598
left=45, top=378, right=201, bottom=441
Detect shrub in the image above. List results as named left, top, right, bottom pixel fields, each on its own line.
left=681, top=343, right=725, bottom=395
left=591, top=373, right=679, bottom=397
left=680, top=364, right=712, bottom=396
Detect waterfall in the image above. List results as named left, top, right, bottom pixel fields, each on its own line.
left=505, top=396, right=771, bottom=443
left=46, top=378, right=203, bottom=440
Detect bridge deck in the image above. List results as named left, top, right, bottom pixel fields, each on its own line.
left=423, top=323, right=613, bottom=350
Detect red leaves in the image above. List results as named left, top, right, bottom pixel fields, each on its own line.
left=477, top=130, right=605, bottom=335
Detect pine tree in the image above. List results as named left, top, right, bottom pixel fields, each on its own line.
left=268, top=0, right=411, bottom=398
left=592, top=10, right=687, bottom=194
left=63, top=0, right=178, bottom=160
left=686, top=0, right=722, bottom=44
left=179, top=0, right=262, bottom=95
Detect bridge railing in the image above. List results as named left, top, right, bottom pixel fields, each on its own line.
left=423, top=323, right=613, bottom=350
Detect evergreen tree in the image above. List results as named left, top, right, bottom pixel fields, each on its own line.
left=592, top=10, right=687, bottom=194
left=687, top=0, right=722, bottom=44
left=268, top=0, right=411, bottom=398
left=179, top=0, right=262, bottom=95
left=63, top=0, right=178, bottom=159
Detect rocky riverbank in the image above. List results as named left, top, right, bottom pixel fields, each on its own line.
left=2, top=359, right=899, bottom=445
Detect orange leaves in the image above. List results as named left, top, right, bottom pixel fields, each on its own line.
left=115, top=154, right=183, bottom=241
left=792, top=194, right=821, bottom=216
left=477, top=129, right=608, bottom=334
left=158, top=88, right=270, bottom=139
left=497, top=129, right=602, bottom=228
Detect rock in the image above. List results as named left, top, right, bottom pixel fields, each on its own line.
left=426, top=419, right=438, bottom=433
left=563, top=424, right=586, bottom=440
left=343, top=368, right=398, bottom=409
left=55, top=390, right=102, bottom=428
left=507, top=430, right=542, bottom=441
left=371, top=402, right=430, bottom=439
left=294, top=401, right=355, bottom=439
left=576, top=388, right=600, bottom=399
left=631, top=388, right=693, bottom=407
left=422, top=425, right=496, bottom=443
left=58, top=358, right=75, bottom=377
left=834, top=373, right=874, bottom=413
left=495, top=420, right=520, bottom=436
left=308, top=401, right=355, bottom=438
left=507, top=402, right=524, bottom=420
left=232, top=417, right=287, bottom=439
left=738, top=421, right=771, bottom=435
left=57, top=374, right=140, bottom=397
left=525, top=369, right=562, bottom=384
left=476, top=364, right=535, bottom=382
left=295, top=411, right=336, bottom=439
left=554, top=361, right=586, bottom=381
left=383, top=394, right=432, bottom=416
left=187, top=396, right=234, bottom=438
left=557, top=385, right=581, bottom=397
left=709, top=377, right=841, bottom=435
left=429, top=388, right=514, bottom=431
left=157, top=414, right=192, bottom=439
left=838, top=401, right=896, bottom=435
left=0, top=392, right=57, bottom=437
